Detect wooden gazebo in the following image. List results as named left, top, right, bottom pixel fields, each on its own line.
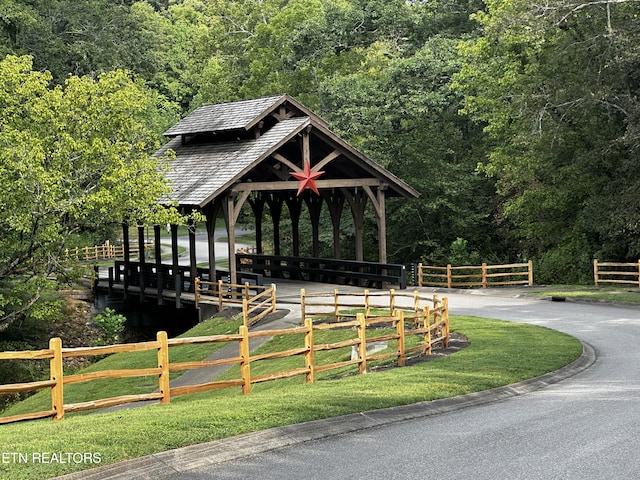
left=151, top=94, right=418, bottom=288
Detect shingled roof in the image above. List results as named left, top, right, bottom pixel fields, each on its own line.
left=158, top=95, right=419, bottom=208
left=159, top=116, right=309, bottom=206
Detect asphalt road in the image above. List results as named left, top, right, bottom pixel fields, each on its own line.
left=161, top=292, right=640, bottom=480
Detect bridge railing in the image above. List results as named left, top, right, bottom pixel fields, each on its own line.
left=237, top=253, right=407, bottom=289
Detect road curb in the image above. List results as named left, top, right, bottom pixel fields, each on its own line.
left=54, top=342, right=595, bottom=480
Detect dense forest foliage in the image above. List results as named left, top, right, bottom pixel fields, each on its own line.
left=1, top=0, right=639, bottom=319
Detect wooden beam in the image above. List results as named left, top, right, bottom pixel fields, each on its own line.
left=302, top=129, right=310, bottom=165
left=272, top=153, right=300, bottom=173
left=314, top=150, right=340, bottom=171
left=231, top=178, right=382, bottom=192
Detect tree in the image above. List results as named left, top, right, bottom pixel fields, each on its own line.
left=454, top=0, right=640, bottom=282
left=320, top=35, right=499, bottom=264
left=0, top=54, right=182, bottom=331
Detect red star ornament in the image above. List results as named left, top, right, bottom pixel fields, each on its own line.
left=290, top=160, right=324, bottom=196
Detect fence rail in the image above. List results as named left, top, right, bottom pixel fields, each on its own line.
left=417, top=261, right=533, bottom=288
left=300, top=288, right=435, bottom=321
left=0, top=293, right=448, bottom=424
left=593, top=259, right=640, bottom=287
left=66, top=242, right=144, bottom=261
left=194, top=278, right=277, bottom=327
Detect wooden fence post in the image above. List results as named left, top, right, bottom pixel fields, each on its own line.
left=300, top=288, right=306, bottom=322
left=239, top=325, right=251, bottom=394
left=333, top=289, right=340, bottom=321
left=271, top=283, right=277, bottom=313
left=417, top=263, right=423, bottom=287
left=364, top=289, right=370, bottom=317
left=218, top=279, right=224, bottom=311
left=482, top=263, right=488, bottom=288
left=389, top=289, right=396, bottom=316
left=637, top=260, right=640, bottom=288
left=304, top=318, right=315, bottom=383
left=446, top=264, right=452, bottom=288
left=49, top=337, right=64, bottom=421
left=242, top=299, right=249, bottom=328
left=396, top=310, right=405, bottom=367
left=424, top=305, right=432, bottom=355
left=157, top=331, right=170, bottom=405
left=528, top=260, right=534, bottom=286
left=357, top=312, right=367, bottom=374
left=593, top=259, right=599, bottom=287
left=442, top=297, right=450, bottom=348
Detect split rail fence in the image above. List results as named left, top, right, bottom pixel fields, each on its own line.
left=194, top=278, right=277, bottom=327
left=417, top=261, right=533, bottom=288
left=593, top=259, right=640, bottom=287
left=0, top=291, right=448, bottom=424
left=66, top=242, right=144, bottom=262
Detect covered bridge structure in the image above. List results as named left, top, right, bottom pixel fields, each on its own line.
left=117, top=95, right=419, bottom=299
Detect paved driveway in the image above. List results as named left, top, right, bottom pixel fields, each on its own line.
left=59, top=290, right=640, bottom=480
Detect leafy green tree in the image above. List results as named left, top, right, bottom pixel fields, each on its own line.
left=454, top=0, right=640, bottom=282
left=0, top=55, right=182, bottom=331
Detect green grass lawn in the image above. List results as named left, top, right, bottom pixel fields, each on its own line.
left=0, top=314, right=582, bottom=480
left=529, top=285, right=640, bottom=303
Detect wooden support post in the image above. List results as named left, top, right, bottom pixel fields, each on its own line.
left=396, top=310, right=405, bottom=367
left=594, top=259, right=599, bottom=287
left=239, top=325, right=251, bottom=394
left=108, top=267, right=114, bottom=295
left=218, top=280, right=224, bottom=311
left=175, top=273, right=182, bottom=309
left=528, top=260, right=534, bottom=286
left=447, top=264, right=452, bottom=289
left=170, top=224, right=180, bottom=307
left=157, top=331, right=170, bottom=405
left=49, top=337, right=64, bottom=421
left=154, top=225, right=164, bottom=305
left=304, top=318, right=315, bottom=383
left=357, top=313, right=367, bottom=374
left=188, top=221, right=198, bottom=292
left=333, top=289, right=339, bottom=321
left=413, top=290, right=419, bottom=313
left=138, top=225, right=146, bottom=302
left=417, top=263, right=423, bottom=287
left=123, top=222, right=130, bottom=300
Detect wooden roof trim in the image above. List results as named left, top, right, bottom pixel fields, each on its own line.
left=308, top=121, right=420, bottom=199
